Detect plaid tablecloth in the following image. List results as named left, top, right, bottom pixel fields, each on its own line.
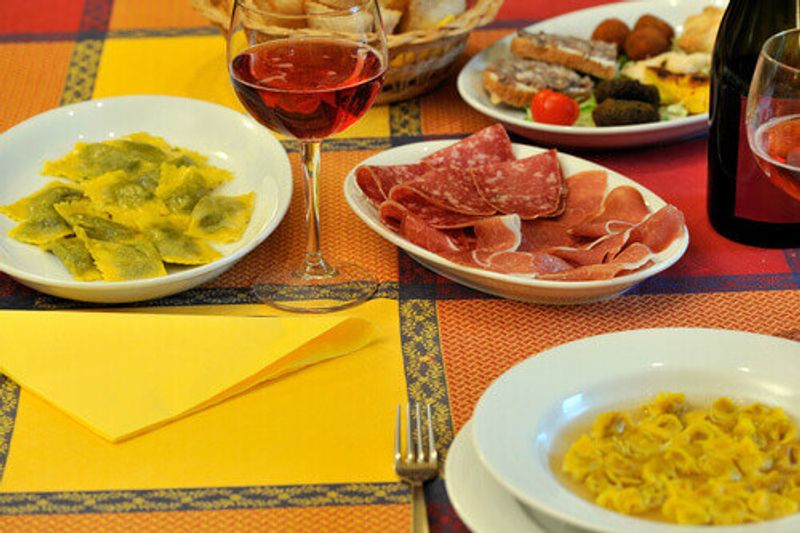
left=0, top=1, right=798, bottom=531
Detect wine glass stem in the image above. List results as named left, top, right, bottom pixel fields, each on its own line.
left=299, top=140, right=336, bottom=278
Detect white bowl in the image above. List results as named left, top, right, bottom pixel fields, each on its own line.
left=0, top=95, right=292, bottom=303
left=472, top=328, right=800, bottom=533
left=457, top=0, right=728, bottom=149
left=344, top=141, right=689, bottom=305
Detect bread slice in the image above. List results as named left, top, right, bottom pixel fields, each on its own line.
left=483, top=57, right=594, bottom=108
left=401, top=0, right=465, bottom=32
left=511, top=30, right=618, bottom=80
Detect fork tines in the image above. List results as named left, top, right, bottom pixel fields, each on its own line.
left=395, top=402, right=438, bottom=466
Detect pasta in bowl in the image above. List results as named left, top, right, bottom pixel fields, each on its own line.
left=471, top=328, right=800, bottom=533
left=560, top=392, right=800, bottom=526
left=0, top=95, right=292, bottom=303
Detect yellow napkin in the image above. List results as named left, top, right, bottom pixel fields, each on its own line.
left=0, top=310, right=377, bottom=442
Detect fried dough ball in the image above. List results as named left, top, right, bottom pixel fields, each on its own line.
left=592, top=98, right=660, bottom=127
left=624, top=27, right=670, bottom=60
left=591, top=18, right=631, bottom=54
left=633, top=14, right=675, bottom=42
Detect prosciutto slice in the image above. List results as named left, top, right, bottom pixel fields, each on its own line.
left=471, top=150, right=566, bottom=219
left=629, top=205, right=686, bottom=253
left=539, top=243, right=655, bottom=281
left=474, top=214, right=522, bottom=253
left=422, top=123, right=514, bottom=171
left=548, top=230, right=631, bottom=266
left=400, top=212, right=466, bottom=254
left=570, top=185, right=651, bottom=238
left=442, top=250, right=572, bottom=276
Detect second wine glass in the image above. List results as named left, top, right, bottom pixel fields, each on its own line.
left=227, top=0, right=387, bottom=312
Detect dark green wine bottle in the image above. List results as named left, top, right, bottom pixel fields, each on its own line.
left=707, top=0, right=800, bottom=247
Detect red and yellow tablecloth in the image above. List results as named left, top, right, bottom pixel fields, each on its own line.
left=0, top=1, right=798, bottom=531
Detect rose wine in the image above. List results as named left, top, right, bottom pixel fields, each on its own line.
left=707, top=0, right=800, bottom=247
left=230, top=39, right=385, bottom=140
left=752, top=114, right=800, bottom=202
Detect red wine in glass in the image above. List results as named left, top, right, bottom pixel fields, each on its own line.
left=752, top=114, right=800, bottom=202
left=230, top=39, right=385, bottom=140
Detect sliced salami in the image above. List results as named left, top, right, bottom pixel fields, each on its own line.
left=356, top=162, right=430, bottom=205
left=389, top=185, right=485, bottom=229
left=422, top=123, right=515, bottom=171
left=471, top=150, right=565, bottom=219
left=398, top=168, right=496, bottom=216
left=355, top=167, right=386, bottom=206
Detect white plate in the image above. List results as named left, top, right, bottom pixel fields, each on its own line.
left=0, top=95, right=292, bottom=303
left=344, top=141, right=689, bottom=305
left=457, top=0, right=727, bottom=149
left=446, top=419, right=554, bottom=533
left=472, top=328, right=800, bottom=533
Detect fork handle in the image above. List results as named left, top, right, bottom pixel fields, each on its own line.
left=411, top=483, right=429, bottom=533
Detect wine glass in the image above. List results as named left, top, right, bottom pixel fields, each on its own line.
left=746, top=28, right=800, bottom=204
left=227, top=0, right=387, bottom=312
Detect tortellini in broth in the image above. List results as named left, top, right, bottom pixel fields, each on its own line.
left=0, top=133, right=255, bottom=281
left=560, top=393, right=800, bottom=526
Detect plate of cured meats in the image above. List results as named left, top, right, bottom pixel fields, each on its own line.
left=344, top=124, right=688, bottom=305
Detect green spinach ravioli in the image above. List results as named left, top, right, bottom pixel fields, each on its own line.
left=0, top=133, right=255, bottom=282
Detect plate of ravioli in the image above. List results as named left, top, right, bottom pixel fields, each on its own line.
left=0, top=95, right=292, bottom=303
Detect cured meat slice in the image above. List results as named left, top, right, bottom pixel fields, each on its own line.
left=355, top=168, right=385, bottom=206
left=518, top=171, right=608, bottom=252
left=400, top=212, right=467, bottom=254
left=379, top=200, right=408, bottom=232
left=471, top=150, right=566, bottom=219
left=474, top=214, right=522, bottom=253
left=628, top=205, right=686, bottom=253
left=571, top=185, right=651, bottom=238
left=356, top=162, right=430, bottom=205
left=548, top=230, right=631, bottom=266
left=441, top=250, right=572, bottom=276
left=558, top=170, right=609, bottom=226
left=519, top=219, right=580, bottom=252
left=539, top=242, right=654, bottom=281
left=422, top=124, right=515, bottom=171
left=399, top=169, right=496, bottom=216
left=481, top=251, right=572, bottom=276
left=389, top=186, right=485, bottom=229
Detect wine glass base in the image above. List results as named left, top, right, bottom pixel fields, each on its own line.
left=252, top=260, right=378, bottom=313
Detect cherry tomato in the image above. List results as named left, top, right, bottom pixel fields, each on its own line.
left=531, top=90, right=580, bottom=126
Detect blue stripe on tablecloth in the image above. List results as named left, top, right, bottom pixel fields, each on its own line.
left=0, top=482, right=409, bottom=514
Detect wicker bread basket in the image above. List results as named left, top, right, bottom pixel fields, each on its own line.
left=191, top=0, right=503, bottom=104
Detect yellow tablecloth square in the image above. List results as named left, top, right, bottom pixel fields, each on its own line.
left=0, top=299, right=405, bottom=491
left=93, top=36, right=390, bottom=140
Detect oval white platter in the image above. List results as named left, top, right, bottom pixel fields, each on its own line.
left=344, top=140, right=688, bottom=305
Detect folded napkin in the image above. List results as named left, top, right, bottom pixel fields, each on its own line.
left=0, top=310, right=377, bottom=442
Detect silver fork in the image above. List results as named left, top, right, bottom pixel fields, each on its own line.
left=394, top=402, right=439, bottom=533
